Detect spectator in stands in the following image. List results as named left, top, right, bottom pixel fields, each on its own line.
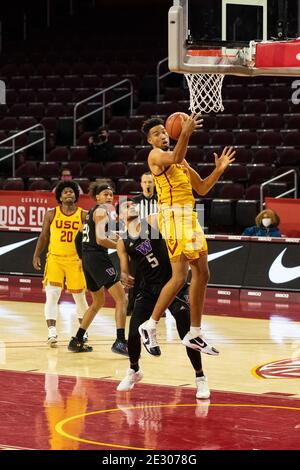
left=88, top=126, right=116, bottom=164
left=52, top=168, right=83, bottom=194
left=242, top=208, right=281, bottom=237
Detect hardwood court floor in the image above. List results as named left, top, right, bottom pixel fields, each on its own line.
left=0, top=300, right=300, bottom=450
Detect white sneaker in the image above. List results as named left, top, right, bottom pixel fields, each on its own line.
left=182, top=332, right=219, bottom=356
left=138, top=321, right=161, bottom=356
left=196, top=376, right=210, bottom=399
left=117, top=368, right=143, bottom=391
left=47, top=334, right=58, bottom=348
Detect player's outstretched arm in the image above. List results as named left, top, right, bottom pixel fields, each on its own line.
left=183, top=146, right=236, bottom=196
left=32, top=209, right=53, bottom=270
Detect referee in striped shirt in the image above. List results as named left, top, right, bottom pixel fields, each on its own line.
left=127, top=172, right=158, bottom=316
left=131, top=172, right=157, bottom=218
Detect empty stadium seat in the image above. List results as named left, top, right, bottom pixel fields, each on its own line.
left=218, top=183, right=244, bottom=199
left=73, top=178, right=90, bottom=193
left=257, top=130, right=282, bottom=146
left=15, top=161, right=38, bottom=178
left=210, top=199, right=236, bottom=231
left=238, top=114, right=262, bottom=130
left=210, top=130, right=234, bottom=146
left=121, top=130, right=143, bottom=146
left=247, top=165, right=273, bottom=185
left=236, top=200, right=260, bottom=229
left=262, top=114, right=284, bottom=130
left=62, top=162, right=81, bottom=177
left=69, top=146, right=88, bottom=162
left=3, top=177, right=25, bottom=190
left=102, top=161, right=127, bottom=179
left=276, top=148, right=300, bottom=166
left=81, top=163, right=104, bottom=178
left=47, top=146, right=69, bottom=162
left=38, top=161, right=60, bottom=178
left=114, top=145, right=136, bottom=162
left=222, top=164, right=248, bottom=183
left=28, top=178, right=51, bottom=191
left=117, top=178, right=141, bottom=194
left=127, top=162, right=148, bottom=179
left=252, top=147, right=278, bottom=165
left=234, top=130, right=257, bottom=146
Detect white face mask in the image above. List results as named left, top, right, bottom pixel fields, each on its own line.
left=262, top=218, right=272, bottom=228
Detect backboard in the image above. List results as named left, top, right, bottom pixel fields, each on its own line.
left=169, top=0, right=300, bottom=76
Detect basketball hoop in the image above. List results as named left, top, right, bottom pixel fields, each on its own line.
left=184, top=49, right=227, bottom=114
left=184, top=72, right=225, bottom=114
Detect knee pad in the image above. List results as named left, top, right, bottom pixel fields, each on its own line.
left=72, top=292, right=88, bottom=319
left=44, top=284, right=61, bottom=320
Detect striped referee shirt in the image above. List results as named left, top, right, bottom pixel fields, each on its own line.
left=131, top=193, right=158, bottom=219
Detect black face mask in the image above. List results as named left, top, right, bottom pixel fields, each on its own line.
left=99, top=134, right=107, bottom=142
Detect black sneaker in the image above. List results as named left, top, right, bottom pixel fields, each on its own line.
left=111, top=339, right=129, bottom=356
left=138, top=321, right=161, bottom=357
left=83, top=331, right=88, bottom=343
left=68, top=336, right=93, bottom=353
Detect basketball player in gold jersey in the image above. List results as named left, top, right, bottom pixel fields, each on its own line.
left=33, top=181, right=89, bottom=348
left=139, top=114, right=236, bottom=355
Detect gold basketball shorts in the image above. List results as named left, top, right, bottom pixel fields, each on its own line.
left=158, top=205, right=207, bottom=261
left=43, top=253, right=86, bottom=291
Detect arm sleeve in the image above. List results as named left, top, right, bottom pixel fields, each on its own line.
left=75, top=231, right=83, bottom=259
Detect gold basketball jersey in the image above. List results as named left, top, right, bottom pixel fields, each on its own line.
left=48, top=206, right=83, bottom=257
left=153, top=164, right=195, bottom=207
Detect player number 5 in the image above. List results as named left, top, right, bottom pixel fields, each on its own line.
left=146, top=253, right=159, bottom=268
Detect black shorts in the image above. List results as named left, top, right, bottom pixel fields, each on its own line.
left=133, top=284, right=189, bottom=319
left=82, top=251, right=120, bottom=292
left=128, top=284, right=190, bottom=339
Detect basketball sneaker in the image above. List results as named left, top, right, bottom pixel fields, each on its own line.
left=111, top=339, right=129, bottom=356
left=117, top=368, right=143, bottom=391
left=47, top=334, right=58, bottom=348
left=195, top=376, right=210, bottom=399
left=138, top=321, right=161, bottom=356
left=182, top=332, right=219, bottom=356
left=68, top=336, right=93, bottom=353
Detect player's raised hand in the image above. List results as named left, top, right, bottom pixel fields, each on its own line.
left=181, top=112, right=203, bottom=135
left=213, top=146, right=236, bottom=172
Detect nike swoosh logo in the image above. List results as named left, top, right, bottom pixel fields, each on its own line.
left=0, top=237, right=38, bottom=256
left=208, top=246, right=243, bottom=262
left=269, top=248, right=300, bottom=283
left=191, top=338, right=206, bottom=347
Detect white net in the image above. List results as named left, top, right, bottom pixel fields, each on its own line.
left=185, top=73, right=225, bottom=114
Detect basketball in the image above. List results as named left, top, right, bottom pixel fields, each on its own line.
left=165, top=112, right=189, bottom=141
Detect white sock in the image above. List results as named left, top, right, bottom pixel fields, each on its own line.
left=190, top=326, right=201, bottom=338
left=147, top=318, right=158, bottom=329
left=48, top=326, right=57, bottom=337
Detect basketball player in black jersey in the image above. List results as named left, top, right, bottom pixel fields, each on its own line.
left=68, top=183, right=128, bottom=355
left=116, top=200, right=210, bottom=399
